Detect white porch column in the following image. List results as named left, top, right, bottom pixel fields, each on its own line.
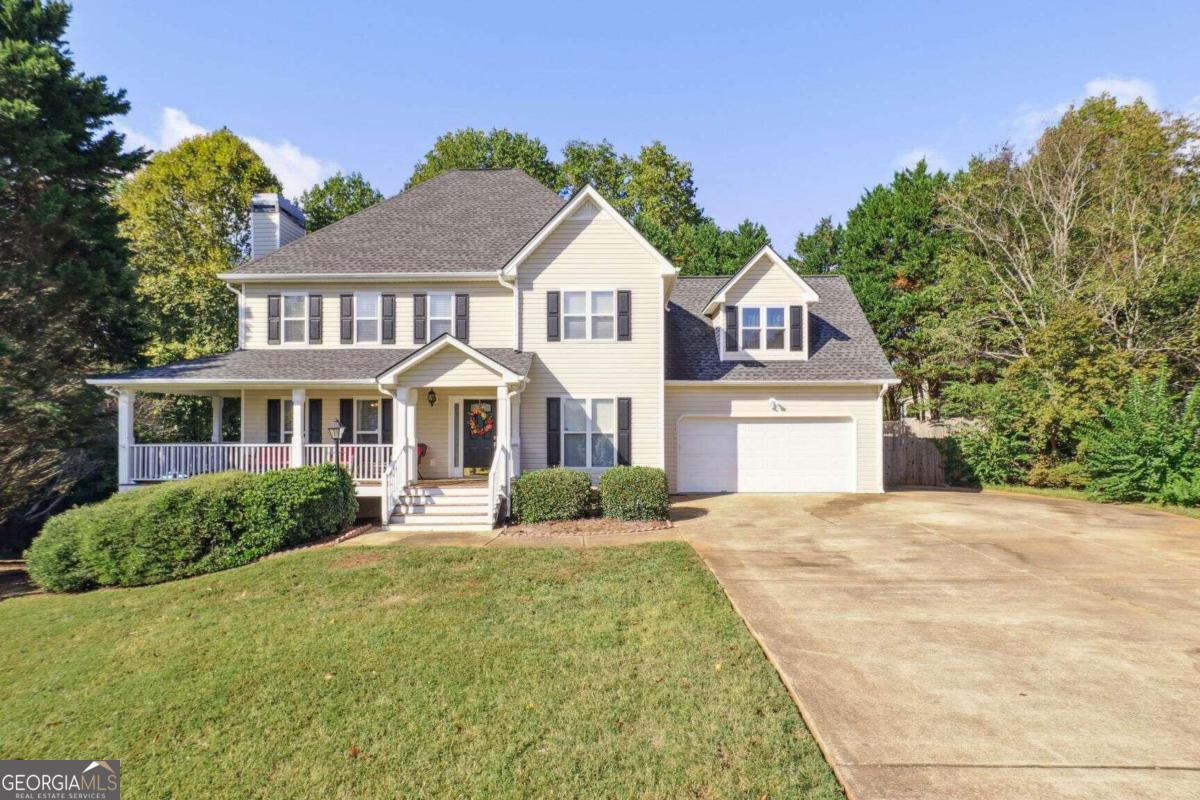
left=117, top=389, right=134, bottom=488
left=291, top=388, right=306, bottom=467
left=406, top=388, right=418, bottom=482
left=495, top=385, right=511, bottom=475
left=393, top=387, right=409, bottom=485
left=210, top=395, right=223, bottom=443
left=510, top=392, right=521, bottom=478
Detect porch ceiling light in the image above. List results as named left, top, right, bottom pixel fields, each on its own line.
left=427, top=389, right=438, bottom=407
left=328, top=418, right=346, bottom=442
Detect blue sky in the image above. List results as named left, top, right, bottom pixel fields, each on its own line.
left=69, top=1, right=1199, bottom=255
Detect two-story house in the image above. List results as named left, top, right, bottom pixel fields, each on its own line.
left=90, top=170, right=897, bottom=529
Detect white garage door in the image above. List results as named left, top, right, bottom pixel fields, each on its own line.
left=677, top=417, right=855, bottom=493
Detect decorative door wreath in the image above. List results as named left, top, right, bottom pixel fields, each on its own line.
left=467, top=403, right=495, bottom=437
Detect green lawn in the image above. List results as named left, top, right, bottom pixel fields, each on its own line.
left=1, top=542, right=841, bottom=799
left=984, top=484, right=1200, bottom=521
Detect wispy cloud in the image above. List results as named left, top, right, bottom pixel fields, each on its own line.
left=114, top=107, right=338, bottom=197
left=1008, top=76, right=1160, bottom=152
left=893, top=147, right=950, bottom=172
left=1082, top=76, right=1159, bottom=108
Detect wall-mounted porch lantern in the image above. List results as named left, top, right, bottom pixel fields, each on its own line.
left=427, top=389, right=438, bottom=407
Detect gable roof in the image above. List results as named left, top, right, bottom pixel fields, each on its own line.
left=225, top=170, right=565, bottom=277
left=500, top=185, right=677, bottom=280
left=375, top=334, right=525, bottom=384
left=702, top=245, right=819, bottom=314
left=666, top=275, right=897, bottom=383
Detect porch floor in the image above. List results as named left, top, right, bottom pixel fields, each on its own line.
left=413, top=477, right=488, bottom=488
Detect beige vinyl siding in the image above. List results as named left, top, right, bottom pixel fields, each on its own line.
left=241, top=282, right=512, bottom=349
left=664, top=383, right=884, bottom=493
left=517, top=202, right=665, bottom=471
left=721, top=254, right=814, bottom=361
left=724, top=253, right=811, bottom=306
left=395, top=348, right=503, bottom=387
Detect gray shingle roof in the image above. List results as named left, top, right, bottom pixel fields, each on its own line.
left=230, top=170, right=565, bottom=275
left=93, top=347, right=534, bottom=384
left=666, top=275, right=897, bottom=383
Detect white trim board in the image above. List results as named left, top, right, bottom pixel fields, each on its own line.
left=702, top=245, right=819, bottom=315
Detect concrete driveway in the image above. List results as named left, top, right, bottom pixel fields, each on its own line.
left=673, top=489, right=1200, bottom=800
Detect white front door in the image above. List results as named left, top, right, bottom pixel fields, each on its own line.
left=677, top=417, right=855, bottom=493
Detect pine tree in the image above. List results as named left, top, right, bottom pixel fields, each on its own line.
left=0, top=0, right=146, bottom=550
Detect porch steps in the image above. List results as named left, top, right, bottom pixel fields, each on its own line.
left=386, top=484, right=494, bottom=531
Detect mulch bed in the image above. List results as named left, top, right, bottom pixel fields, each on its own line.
left=500, top=517, right=672, bottom=538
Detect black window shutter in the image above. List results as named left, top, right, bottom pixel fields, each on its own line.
left=339, top=399, right=354, bottom=443
left=617, top=290, right=632, bottom=341
left=724, top=305, right=739, bottom=352
left=546, top=291, right=560, bottom=341
left=455, top=293, right=470, bottom=342
left=266, top=399, right=281, bottom=443
left=381, top=399, right=393, bottom=444
left=413, top=293, right=427, bottom=344
left=790, top=305, right=803, bottom=351
left=381, top=294, right=396, bottom=344
left=340, top=294, right=353, bottom=344
left=617, top=398, right=632, bottom=466
left=307, top=398, right=323, bottom=443
left=267, top=295, right=281, bottom=345
left=546, top=397, right=560, bottom=466
left=308, top=295, right=323, bottom=344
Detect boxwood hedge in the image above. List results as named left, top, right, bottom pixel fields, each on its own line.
left=511, top=467, right=592, bottom=523
left=598, top=466, right=670, bottom=521
left=25, top=464, right=357, bottom=592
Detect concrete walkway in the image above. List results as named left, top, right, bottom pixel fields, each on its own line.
left=674, top=490, right=1200, bottom=800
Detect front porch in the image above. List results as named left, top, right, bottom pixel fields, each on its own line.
left=92, top=337, right=532, bottom=528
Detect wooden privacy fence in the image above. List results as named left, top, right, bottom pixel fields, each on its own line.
left=884, top=420, right=952, bottom=487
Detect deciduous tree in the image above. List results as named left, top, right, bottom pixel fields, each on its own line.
left=406, top=128, right=559, bottom=190
left=299, top=171, right=382, bottom=231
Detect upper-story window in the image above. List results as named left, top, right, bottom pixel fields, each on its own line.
left=355, top=293, right=379, bottom=343
left=428, top=293, right=453, bottom=340
left=282, top=294, right=307, bottom=343
left=563, top=290, right=615, bottom=340
left=741, top=306, right=786, bottom=351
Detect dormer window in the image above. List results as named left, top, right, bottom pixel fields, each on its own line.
left=741, top=306, right=786, bottom=351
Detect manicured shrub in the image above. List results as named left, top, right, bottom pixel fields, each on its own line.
left=1027, top=458, right=1088, bottom=489
left=511, top=467, right=592, bottom=523
left=1079, top=371, right=1200, bottom=505
left=25, top=465, right=358, bottom=592
left=599, top=466, right=670, bottom=521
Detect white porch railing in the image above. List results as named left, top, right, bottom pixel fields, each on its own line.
left=302, top=444, right=392, bottom=481
left=130, top=443, right=393, bottom=483
left=487, top=445, right=511, bottom=525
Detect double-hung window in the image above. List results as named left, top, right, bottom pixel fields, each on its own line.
left=282, top=294, right=306, bottom=343
left=562, top=290, right=615, bottom=340
left=428, top=292, right=453, bottom=340
left=740, top=306, right=786, bottom=351
left=355, top=398, right=380, bottom=443
left=355, top=293, right=379, bottom=343
left=279, top=398, right=294, bottom=440
left=562, top=398, right=616, bottom=468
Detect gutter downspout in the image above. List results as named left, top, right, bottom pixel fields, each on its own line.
left=225, top=283, right=245, bottom=350
left=498, top=272, right=519, bottom=351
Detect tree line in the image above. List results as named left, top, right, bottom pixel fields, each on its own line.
left=795, top=97, right=1200, bottom=499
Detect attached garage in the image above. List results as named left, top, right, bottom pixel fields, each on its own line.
left=677, top=417, right=855, bottom=493
left=665, top=383, right=887, bottom=494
